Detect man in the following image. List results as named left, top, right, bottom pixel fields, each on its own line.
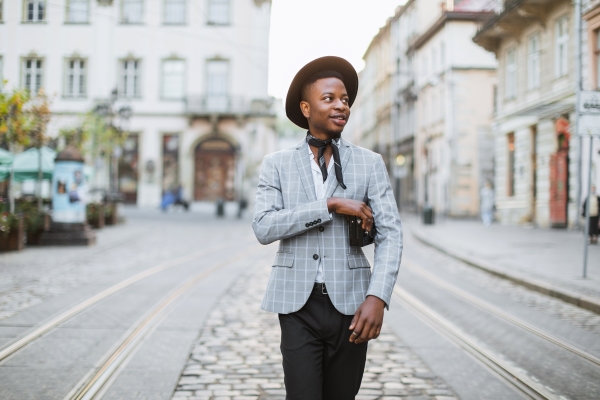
left=253, top=56, right=402, bottom=399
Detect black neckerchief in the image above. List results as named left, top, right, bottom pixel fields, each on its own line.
left=306, top=133, right=346, bottom=190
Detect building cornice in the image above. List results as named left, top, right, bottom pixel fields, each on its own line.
left=410, top=11, right=494, bottom=52
left=473, top=0, right=566, bottom=53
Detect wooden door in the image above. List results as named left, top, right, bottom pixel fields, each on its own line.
left=118, top=134, right=139, bottom=204
left=194, top=139, right=235, bottom=201
left=549, top=150, right=568, bottom=227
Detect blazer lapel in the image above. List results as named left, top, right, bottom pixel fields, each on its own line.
left=294, top=139, right=317, bottom=202
left=326, top=138, right=352, bottom=198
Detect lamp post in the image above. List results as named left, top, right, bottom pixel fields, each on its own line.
left=93, top=89, right=132, bottom=201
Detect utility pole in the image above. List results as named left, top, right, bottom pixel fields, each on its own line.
left=573, top=0, right=583, bottom=230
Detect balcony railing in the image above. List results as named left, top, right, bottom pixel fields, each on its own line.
left=185, top=95, right=275, bottom=117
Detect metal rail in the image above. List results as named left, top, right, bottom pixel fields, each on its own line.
left=67, top=249, right=257, bottom=400
left=0, top=241, right=246, bottom=364
left=404, top=260, right=600, bottom=367
left=393, top=288, right=558, bottom=400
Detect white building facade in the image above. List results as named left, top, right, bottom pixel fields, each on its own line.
left=0, top=0, right=276, bottom=207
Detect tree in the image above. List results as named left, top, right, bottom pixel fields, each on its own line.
left=0, top=88, right=51, bottom=212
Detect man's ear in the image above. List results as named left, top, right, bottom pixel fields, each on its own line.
left=300, top=101, right=310, bottom=119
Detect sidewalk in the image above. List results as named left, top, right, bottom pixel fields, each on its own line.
left=407, top=217, right=600, bottom=314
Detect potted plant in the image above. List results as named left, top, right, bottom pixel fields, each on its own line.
left=0, top=212, right=25, bottom=251
left=104, top=202, right=118, bottom=225
left=87, top=203, right=105, bottom=229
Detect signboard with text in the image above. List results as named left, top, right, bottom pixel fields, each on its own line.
left=578, top=91, right=600, bottom=135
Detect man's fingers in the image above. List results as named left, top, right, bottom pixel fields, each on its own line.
left=350, top=318, right=365, bottom=343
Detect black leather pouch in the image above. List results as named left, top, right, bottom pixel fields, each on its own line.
left=348, top=215, right=376, bottom=247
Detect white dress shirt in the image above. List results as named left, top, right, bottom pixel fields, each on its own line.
left=308, top=141, right=338, bottom=283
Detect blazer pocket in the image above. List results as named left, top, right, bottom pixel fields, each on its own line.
left=272, top=252, right=294, bottom=268
left=347, top=254, right=371, bottom=269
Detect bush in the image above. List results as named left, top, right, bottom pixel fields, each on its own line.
left=87, top=203, right=102, bottom=220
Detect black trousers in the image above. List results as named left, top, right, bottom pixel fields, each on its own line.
left=278, top=284, right=368, bottom=400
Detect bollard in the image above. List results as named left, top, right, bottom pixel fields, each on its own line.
left=423, top=206, right=435, bottom=225
left=216, top=198, right=225, bottom=217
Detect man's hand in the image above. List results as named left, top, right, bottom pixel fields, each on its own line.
left=327, top=197, right=373, bottom=231
left=348, top=296, right=385, bottom=344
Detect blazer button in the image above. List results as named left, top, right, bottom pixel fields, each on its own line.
left=319, top=226, right=324, bottom=232
left=313, top=254, right=319, bottom=260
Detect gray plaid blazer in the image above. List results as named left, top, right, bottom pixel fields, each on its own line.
left=252, top=138, right=402, bottom=315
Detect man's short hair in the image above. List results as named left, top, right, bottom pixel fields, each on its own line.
left=300, top=70, right=344, bottom=102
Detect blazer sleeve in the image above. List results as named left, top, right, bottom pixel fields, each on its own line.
left=252, top=154, right=332, bottom=245
left=366, top=154, right=403, bottom=307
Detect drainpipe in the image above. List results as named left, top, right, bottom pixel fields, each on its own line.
left=573, top=0, right=583, bottom=229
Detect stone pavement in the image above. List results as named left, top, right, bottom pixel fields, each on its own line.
left=172, top=262, right=457, bottom=400
left=408, top=217, right=600, bottom=309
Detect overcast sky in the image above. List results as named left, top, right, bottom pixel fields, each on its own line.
left=267, top=0, right=402, bottom=100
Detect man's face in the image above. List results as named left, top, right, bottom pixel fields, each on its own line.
left=300, top=77, right=350, bottom=138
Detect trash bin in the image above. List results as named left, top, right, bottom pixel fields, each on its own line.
left=216, top=198, right=225, bottom=217
left=423, top=206, right=434, bottom=225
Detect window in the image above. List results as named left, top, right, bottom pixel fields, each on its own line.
left=119, top=59, right=141, bottom=98
left=206, top=59, right=229, bottom=110
left=527, top=34, right=540, bottom=89
left=65, top=59, right=86, bottom=97
left=164, top=0, right=185, bottom=24
left=122, top=0, right=143, bottom=24
left=24, top=0, right=45, bottom=22
left=555, top=17, right=569, bottom=78
left=507, top=133, right=515, bottom=197
left=207, top=0, right=229, bottom=25
left=67, top=0, right=89, bottom=23
left=22, top=58, right=43, bottom=93
left=162, top=59, right=185, bottom=99
left=506, top=48, right=517, bottom=99
left=595, top=29, right=600, bottom=89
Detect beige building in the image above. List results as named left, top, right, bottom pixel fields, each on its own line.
left=413, top=3, right=497, bottom=217
left=349, top=19, right=394, bottom=164
left=474, top=0, right=600, bottom=227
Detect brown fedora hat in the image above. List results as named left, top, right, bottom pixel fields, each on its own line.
left=285, top=56, right=359, bottom=129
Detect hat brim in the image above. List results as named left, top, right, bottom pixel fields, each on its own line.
left=285, top=56, right=358, bottom=130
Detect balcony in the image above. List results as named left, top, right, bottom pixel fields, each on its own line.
left=185, top=96, right=275, bottom=118
left=473, top=0, right=555, bottom=53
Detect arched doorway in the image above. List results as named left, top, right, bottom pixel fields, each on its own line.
left=194, top=138, right=236, bottom=201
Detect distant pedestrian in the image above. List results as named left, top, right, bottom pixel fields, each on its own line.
left=253, top=57, right=402, bottom=399
left=173, top=185, right=189, bottom=211
left=480, top=181, right=495, bottom=227
left=581, top=185, right=600, bottom=244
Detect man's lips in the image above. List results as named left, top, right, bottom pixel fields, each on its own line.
left=330, top=115, right=347, bottom=126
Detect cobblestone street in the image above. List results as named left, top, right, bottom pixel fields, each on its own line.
left=173, top=260, right=457, bottom=400
left=0, top=211, right=599, bottom=400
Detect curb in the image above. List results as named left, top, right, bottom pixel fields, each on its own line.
left=410, top=228, right=600, bottom=316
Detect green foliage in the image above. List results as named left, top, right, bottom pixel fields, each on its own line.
left=0, top=88, right=51, bottom=147
left=86, top=202, right=103, bottom=220
left=59, top=112, right=128, bottom=158
left=15, top=199, right=45, bottom=234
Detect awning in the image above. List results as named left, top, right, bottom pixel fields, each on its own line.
left=10, top=147, right=56, bottom=182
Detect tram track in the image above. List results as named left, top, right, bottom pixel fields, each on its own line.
left=393, top=287, right=557, bottom=400
left=395, top=256, right=600, bottom=399
left=403, top=259, right=600, bottom=367
left=64, top=248, right=259, bottom=400
left=0, top=238, right=253, bottom=364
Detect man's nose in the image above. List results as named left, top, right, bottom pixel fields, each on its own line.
left=333, top=99, right=347, bottom=110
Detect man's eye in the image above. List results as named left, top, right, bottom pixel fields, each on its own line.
left=324, top=96, right=332, bottom=101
